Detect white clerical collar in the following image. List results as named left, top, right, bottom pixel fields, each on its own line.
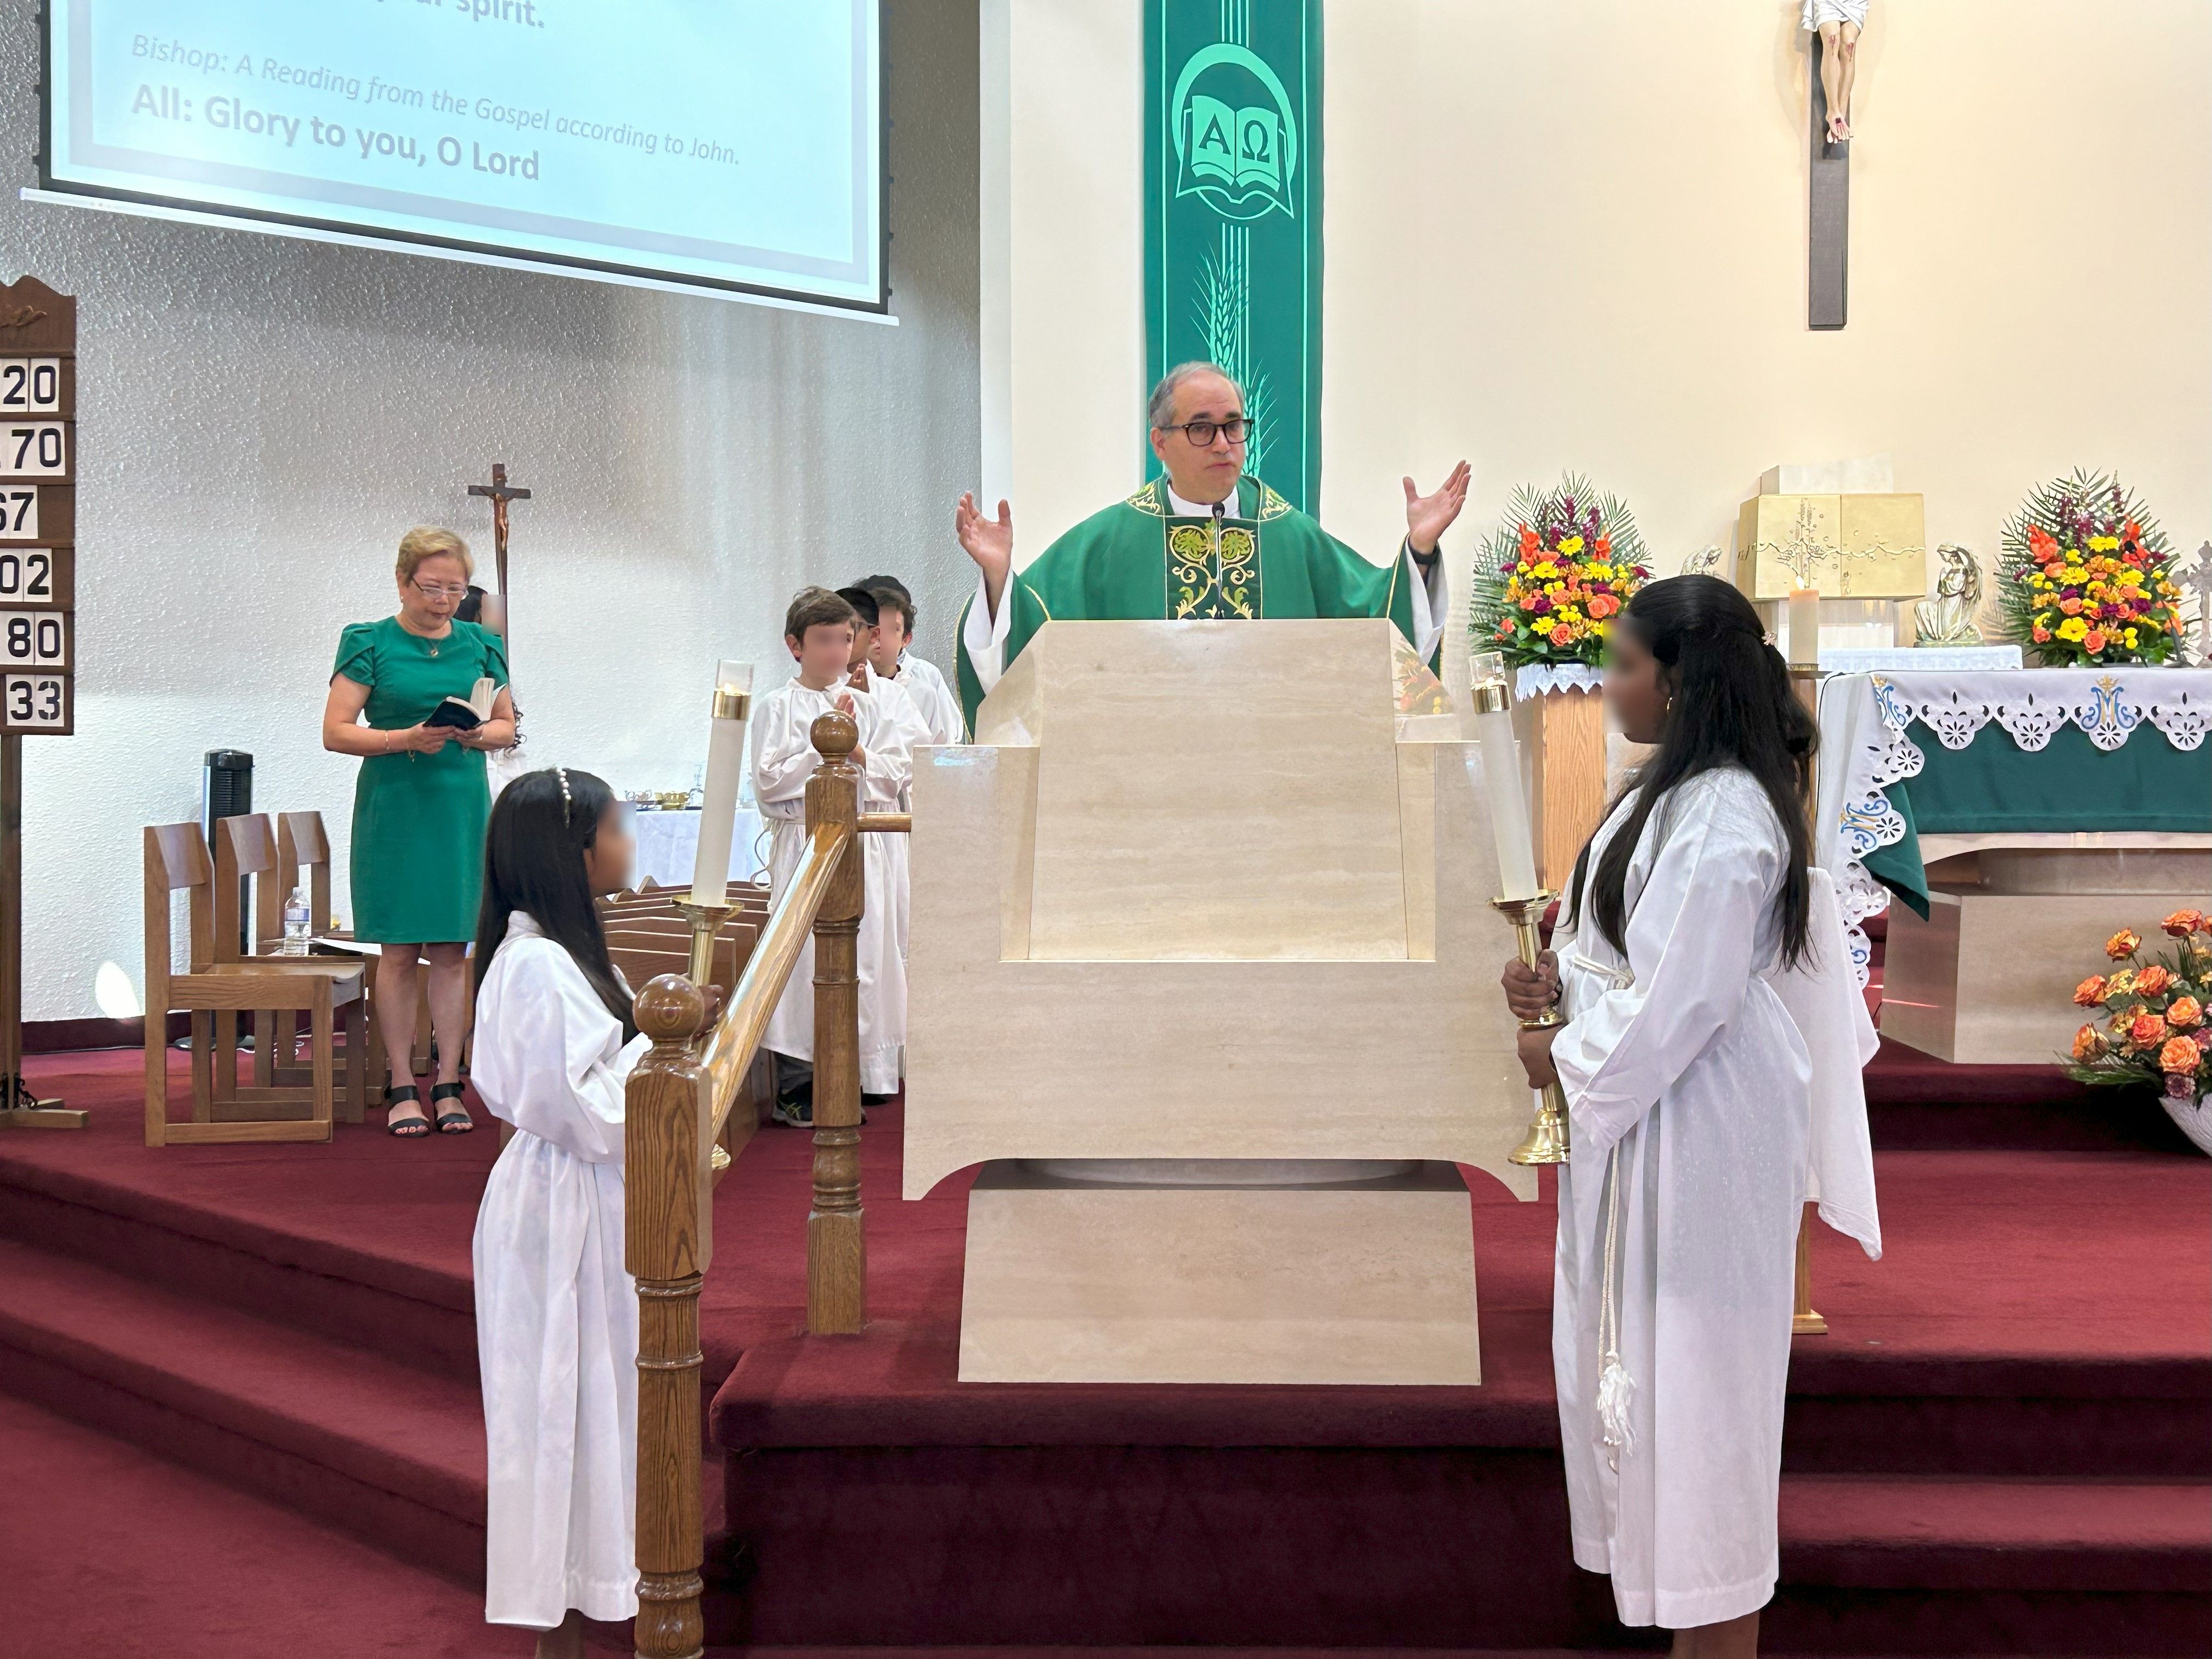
left=1166, top=479, right=1243, bottom=519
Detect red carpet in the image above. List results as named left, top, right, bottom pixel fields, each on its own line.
left=1, top=1041, right=2205, bottom=1656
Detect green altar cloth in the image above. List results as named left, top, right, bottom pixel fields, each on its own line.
left=1865, top=721, right=2212, bottom=918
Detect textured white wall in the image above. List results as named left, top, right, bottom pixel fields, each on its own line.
left=2, top=0, right=979, bottom=1022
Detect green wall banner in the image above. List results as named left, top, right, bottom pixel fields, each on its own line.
left=1144, top=0, right=1323, bottom=512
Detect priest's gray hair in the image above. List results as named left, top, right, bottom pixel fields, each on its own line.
left=1147, top=361, right=1244, bottom=430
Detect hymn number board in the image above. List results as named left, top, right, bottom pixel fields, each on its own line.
left=0, top=279, right=75, bottom=736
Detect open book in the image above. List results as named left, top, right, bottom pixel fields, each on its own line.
left=422, top=676, right=499, bottom=731
left=1187, top=95, right=1283, bottom=196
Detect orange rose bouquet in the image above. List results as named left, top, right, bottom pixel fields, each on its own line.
left=1470, top=474, right=1651, bottom=669
left=1997, top=470, right=2183, bottom=667
left=2065, top=911, right=2211, bottom=1111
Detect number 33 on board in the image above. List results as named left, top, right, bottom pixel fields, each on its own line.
left=0, top=424, right=66, bottom=478
left=4, top=674, right=65, bottom=728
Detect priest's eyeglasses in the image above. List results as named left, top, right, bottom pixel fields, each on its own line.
left=1159, top=416, right=1251, bottom=447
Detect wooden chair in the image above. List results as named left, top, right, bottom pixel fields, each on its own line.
left=276, top=811, right=450, bottom=1098
left=215, top=814, right=375, bottom=1124
left=142, top=822, right=364, bottom=1147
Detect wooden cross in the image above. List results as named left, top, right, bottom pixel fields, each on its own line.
left=1808, top=32, right=1849, bottom=330
left=2183, top=540, right=2212, bottom=666
left=466, top=461, right=531, bottom=601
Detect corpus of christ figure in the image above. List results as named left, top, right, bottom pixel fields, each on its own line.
left=466, top=461, right=531, bottom=645
left=951, top=361, right=1470, bottom=727
left=1805, top=0, right=1866, bottom=143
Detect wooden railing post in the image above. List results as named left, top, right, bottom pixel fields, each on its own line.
left=626, top=974, right=709, bottom=1659
left=804, top=709, right=867, bottom=1334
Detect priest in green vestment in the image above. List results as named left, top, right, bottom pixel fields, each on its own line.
left=952, top=362, right=1469, bottom=727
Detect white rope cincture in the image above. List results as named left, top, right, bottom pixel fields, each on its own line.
left=1595, top=1141, right=1636, bottom=1471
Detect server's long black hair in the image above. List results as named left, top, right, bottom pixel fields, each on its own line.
left=475, top=767, right=636, bottom=1037
left=1566, top=575, right=1818, bottom=970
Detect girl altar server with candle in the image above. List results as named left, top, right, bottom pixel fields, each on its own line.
left=754, top=586, right=912, bottom=1122
left=470, top=766, right=720, bottom=1658
left=1500, top=575, right=1880, bottom=1659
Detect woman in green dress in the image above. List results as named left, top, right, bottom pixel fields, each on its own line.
left=322, top=527, right=516, bottom=1136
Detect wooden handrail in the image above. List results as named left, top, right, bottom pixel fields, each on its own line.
left=697, top=820, right=851, bottom=1142
left=628, top=706, right=876, bottom=1659
left=857, top=811, right=911, bottom=833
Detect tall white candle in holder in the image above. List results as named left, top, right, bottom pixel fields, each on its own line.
left=1468, top=652, right=1541, bottom=900
left=1787, top=585, right=1821, bottom=668
left=689, top=659, right=755, bottom=906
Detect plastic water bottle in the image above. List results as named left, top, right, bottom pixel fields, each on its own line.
left=283, top=888, right=312, bottom=956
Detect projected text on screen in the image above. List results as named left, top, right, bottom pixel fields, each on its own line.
left=44, top=0, right=885, bottom=309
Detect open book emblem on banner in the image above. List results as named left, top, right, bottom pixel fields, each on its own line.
left=1171, top=43, right=1298, bottom=222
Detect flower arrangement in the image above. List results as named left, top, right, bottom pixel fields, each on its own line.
left=1469, top=475, right=1652, bottom=668
left=1997, top=470, right=2184, bottom=667
left=2066, top=912, right=2211, bottom=1119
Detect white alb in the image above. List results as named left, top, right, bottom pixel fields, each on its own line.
left=752, top=677, right=911, bottom=1091
left=471, top=912, right=652, bottom=1630
left=1549, top=768, right=1881, bottom=1630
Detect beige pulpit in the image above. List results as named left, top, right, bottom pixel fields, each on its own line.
left=905, top=619, right=1536, bottom=1385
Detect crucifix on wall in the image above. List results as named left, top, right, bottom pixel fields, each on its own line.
left=1805, top=3, right=1868, bottom=330
left=465, top=460, right=530, bottom=648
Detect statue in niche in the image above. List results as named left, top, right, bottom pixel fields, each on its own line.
left=1912, top=545, right=1985, bottom=647
left=1804, top=1, right=1867, bottom=143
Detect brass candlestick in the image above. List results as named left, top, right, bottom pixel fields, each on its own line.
left=673, top=899, right=738, bottom=990
left=1492, top=890, right=1571, bottom=1166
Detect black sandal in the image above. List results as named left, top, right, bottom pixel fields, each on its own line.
left=385, top=1082, right=432, bottom=1137
left=430, top=1081, right=475, bottom=1134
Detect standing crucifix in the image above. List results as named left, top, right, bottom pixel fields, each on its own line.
left=2183, top=540, right=2212, bottom=667
left=466, top=461, right=531, bottom=647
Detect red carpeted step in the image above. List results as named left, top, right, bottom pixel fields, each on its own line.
left=0, top=1392, right=514, bottom=1659
left=0, top=1052, right=489, bottom=1379
left=1769, top=1475, right=2212, bottom=1655
left=1780, top=1474, right=2211, bottom=1592
left=0, top=1233, right=487, bottom=1568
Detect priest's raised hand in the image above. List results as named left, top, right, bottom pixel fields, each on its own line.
left=951, top=359, right=1467, bottom=728
left=1405, top=459, right=1471, bottom=557
left=953, top=490, right=1013, bottom=615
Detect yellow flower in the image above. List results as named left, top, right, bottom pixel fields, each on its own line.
left=1558, top=535, right=1585, bottom=557
left=1593, top=619, right=1611, bottom=636
left=2087, top=534, right=2119, bottom=551
left=2056, top=617, right=2089, bottom=642
left=2124, top=630, right=2138, bottom=648
left=1530, top=561, right=1559, bottom=580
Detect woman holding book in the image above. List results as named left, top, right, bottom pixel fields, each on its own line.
left=323, top=526, right=514, bottom=1136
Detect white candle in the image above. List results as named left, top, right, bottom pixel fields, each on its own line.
left=1469, top=653, right=1541, bottom=900
left=1788, top=586, right=1821, bottom=668
left=689, top=659, right=754, bottom=906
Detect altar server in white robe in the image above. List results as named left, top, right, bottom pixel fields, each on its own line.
left=1503, top=576, right=1881, bottom=1659
left=856, top=574, right=965, bottom=747
left=470, top=766, right=665, bottom=1658
left=842, top=586, right=929, bottom=957
left=756, top=587, right=911, bottom=1115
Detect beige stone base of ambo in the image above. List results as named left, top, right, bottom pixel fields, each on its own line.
left=956, top=1158, right=1482, bottom=1385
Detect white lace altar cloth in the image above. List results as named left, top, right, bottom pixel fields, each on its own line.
left=1814, top=667, right=2212, bottom=985
left=1514, top=664, right=1603, bottom=697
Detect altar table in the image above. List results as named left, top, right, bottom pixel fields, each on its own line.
left=1816, top=666, right=2212, bottom=983
left=630, top=805, right=768, bottom=890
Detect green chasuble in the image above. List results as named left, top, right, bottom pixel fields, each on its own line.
left=955, top=473, right=1431, bottom=729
